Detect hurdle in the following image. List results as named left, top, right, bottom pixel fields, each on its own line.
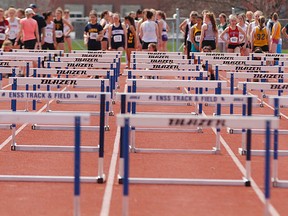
left=227, top=82, right=288, bottom=156
left=0, top=68, right=19, bottom=89
left=126, top=79, right=226, bottom=114
left=268, top=96, right=288, bottom=187
left=226, top=70, right=285, bottom=113
left=117, top=92, right=257, bottom=154
left=0, top=61, right=32, bottom=77
left=30, top=67, right=114, bottom=115
left=117, top=114, right=279, bottom=215
left=43, top=61, right=119, bottom=97
left=123, top=69, right=207, bottom=80
left=129, top=62, right=201, bottom=70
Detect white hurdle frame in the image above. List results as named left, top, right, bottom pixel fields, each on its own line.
left=117, top=92, right=257, bottom=154
left=118, top=114, right=279, bottom=215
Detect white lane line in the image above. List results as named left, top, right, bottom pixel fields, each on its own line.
left=100, top=126, right=121, bottom=216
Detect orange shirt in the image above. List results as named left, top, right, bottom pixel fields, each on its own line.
left=20, top=18, right=38, bottom=41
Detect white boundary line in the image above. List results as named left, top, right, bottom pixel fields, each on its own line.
left=100, top=126, right=121, bottom=216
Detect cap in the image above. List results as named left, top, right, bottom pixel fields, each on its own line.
left=25, top=8, right=35, bottom=15
left=29, top=4, right=37, bottom=9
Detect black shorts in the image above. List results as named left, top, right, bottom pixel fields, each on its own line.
left=187, top=41, right=192, bottom=58
left=142, top=41, right=157, bottom=50
left=202, top=40, right=216, bottom=50
left=56, top=37, right=64, bottom=43
left=8, top=38, right=16, bottom=46
left=24, top=39, right=37, bottom=49
left=102, top=37, right=108, bottom=42
left=111, top=42, right=125, bottom=50
left=228, top=44, right=241, bottom=49
left=42, top=42, right=55, bottom=50
left=253, top=45, right=269, bottom=52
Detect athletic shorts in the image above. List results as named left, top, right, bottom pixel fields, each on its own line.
left=24, top=39, right=37, bottom=49
left=202, top=40, right=216, bottom=50
left=42, top=42, right=55, bottom=50
left=228, top=44, right=241, bottom=49
left=253, top=45, right=269, bottom=52
left=142, top=41, right=157, bottom=50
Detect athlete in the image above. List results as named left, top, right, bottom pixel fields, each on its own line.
left=108, top=13, right=126, bottom=51
left=237, top=13, right=248, bottom=55
left=16, top=8, right=39, bottom=49
left=6, top=7, right=20, bottom=48
left=42, top=11, right=56, bottom=50
left=217, top=13, right=228, bottom=52
left=139, top=10, right=159, bottom=51
left=220, top=14, right=246, bottom=53
left=63, top=9, right=73, bottom=53
left=199, top=12, right=218, bottom=51
left=270, top=12, right=281, bottom=53
left=179, top=11, right=198, bottom=57
left=54, top=7, right=73, bottom=51
left=0, top=8, right=9, bottom=48
left=190, top=15, right=203, bottom=52
left=84, top=10, right=103, bottom=51
left=100, top=10, right=111, bottom=51
left=156, top=10, right=169, bottom=51
left=251, top=16, right=270, bottom=52
left=125, top=15, right=137, bottom=68
left=247, top=10, right=263, bottom=53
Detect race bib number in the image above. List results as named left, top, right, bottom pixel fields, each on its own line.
left=0, top=33, right=6, bottom=40
left=45, top=32, right=53, bottom=38
left=113, top=35, right=122, bottom=42
left=230, top=37, right=238, bottom=43
left=9, top=30, right=16, bottom=39
left=90, top=33, right=98, bottom=40
left=55, top=30, right=63, bottom=38
left=195, top=35, right=201, bottom=42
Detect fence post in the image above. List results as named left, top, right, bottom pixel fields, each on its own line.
left=176, top=8, right=180, bottom=51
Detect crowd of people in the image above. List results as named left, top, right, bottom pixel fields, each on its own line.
left=180, top=10, right=286, bottom=58
left=0, top=4, right=287, bottom=59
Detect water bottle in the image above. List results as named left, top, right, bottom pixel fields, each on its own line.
left=277, top=38, right=282, bottom=53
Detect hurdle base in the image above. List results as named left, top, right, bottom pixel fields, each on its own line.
left=228, top=128, right=288, bottom=135
left=238, top=148, right=288, bottom=156
left=134, top=127, right=203, bottom=133
left=118, top=177, right=248, bottom=186
left=32, top=124, right=100, bottom=131
left=97, top=174, right=106, bottom=183
left=0, top=175, right=102, bottom=183
left=11, top=144, right=100, bottom=152
left=105, top=126, right=110, bottom=131
left=272, top=178, right=288, bottom=188
left=109, top=111, right=114, bottom=116
left=238, top=148, right=246, bottom=155
left=0, top=124, right=12, bottom=130
left=130, top=147, right=219, bottom=154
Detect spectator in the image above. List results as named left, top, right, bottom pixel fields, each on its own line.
left=148, top=42, right=157, bottom=51
left=0, top=8, right=9, bottom=48
left=217, top=13, right=228, bottom=52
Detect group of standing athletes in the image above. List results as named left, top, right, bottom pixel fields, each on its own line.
left=180, top=10, right=285, bottom=57
left=0, top=4, right=74, bottom=52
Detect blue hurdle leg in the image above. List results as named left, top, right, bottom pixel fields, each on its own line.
left=74, top=116, right=81, bottom=216
left=122, top=118, right=130, bottom=216
left=264, top=121, right=271, bottom=216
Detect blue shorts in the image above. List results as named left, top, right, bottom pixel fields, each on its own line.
left=191, top=42, right=200, bottom=52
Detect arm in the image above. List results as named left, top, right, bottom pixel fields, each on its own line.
left=63, top=19, right=73, bottom=36
left=281, top=25, right=288, bottom=39
left=123, top=23, right=127, bottom=49
left=179, top=19, right=187, bottom=35
left=130, top=25, right=138, bottom=48
left=108, top=25, right=112, bottom=50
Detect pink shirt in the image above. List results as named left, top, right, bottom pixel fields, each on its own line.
left=20, top=18, right=38, bottom=41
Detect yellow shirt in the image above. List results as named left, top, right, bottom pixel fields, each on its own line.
left=272, top=21, right=281, bottom=40
left=253, top=26, right=269, bottom=47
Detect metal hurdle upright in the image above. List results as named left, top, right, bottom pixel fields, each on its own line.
left=117, top=114, right=279, bottom=216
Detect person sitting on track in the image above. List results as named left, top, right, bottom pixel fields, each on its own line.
left=148, top=42, right=157, bottom=52
left=201, top=46, right=215, bottom=80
